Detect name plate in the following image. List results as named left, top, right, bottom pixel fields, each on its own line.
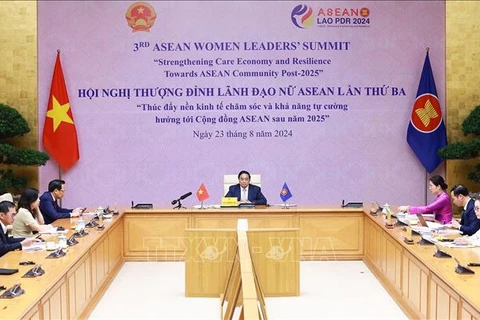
left=221, top=197, right=238, bottom=207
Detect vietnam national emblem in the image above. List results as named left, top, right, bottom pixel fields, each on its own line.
left=125, top=2, right=157, bottom=32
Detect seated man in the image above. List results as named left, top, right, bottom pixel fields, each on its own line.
left=454, top=198, right=480, bottom=245
left=0, top=201, right=38, bottom=257
left=39, top=179, right=83, bottom=224
left=225, top=170, right=267, bottom=205
left=450, top=185, right=480, bottom=236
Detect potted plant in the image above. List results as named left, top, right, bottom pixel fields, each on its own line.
left=438, top=105, right=480, bottom=186
left=0, top=103, right=49, bottom=194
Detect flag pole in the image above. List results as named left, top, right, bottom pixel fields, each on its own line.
left=56, top=46, right=62, bottom=205
left=57, top=164, right=63, bottom=208
left=424, top=170, right=428, bottom=205
left=57, top=49, right=62, bottom=207
left=424, top=46, right=429, bottom=205
left=424, top=46, right=430, bottom=205
left=56, top=51, right=61, bottom=204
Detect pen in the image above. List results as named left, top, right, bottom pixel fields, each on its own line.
left=468, top=262, right=480, bottom=267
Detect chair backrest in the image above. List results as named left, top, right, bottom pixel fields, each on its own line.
left=223, top=174, right=261, bottom=196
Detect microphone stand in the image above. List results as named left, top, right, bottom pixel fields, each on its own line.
left=172, top=199, right=186, bottom=210
left=171, top=192, right=192, bottom=210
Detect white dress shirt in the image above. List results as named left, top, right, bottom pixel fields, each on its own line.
left=468, top=229, right=480, bottom=246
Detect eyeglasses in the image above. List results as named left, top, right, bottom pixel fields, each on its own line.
left=57, top=189, right=66, bottom=193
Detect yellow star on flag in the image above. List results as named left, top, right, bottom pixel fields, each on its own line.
left=47, top=95, right=74, bottom=131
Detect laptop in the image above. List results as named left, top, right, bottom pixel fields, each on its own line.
left=416, top=214, right=428, bottom=227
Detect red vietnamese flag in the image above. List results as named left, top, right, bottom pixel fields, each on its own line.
left=196, top=183, right=209, bottom=202
left=43, top=52, right=79, bottom=170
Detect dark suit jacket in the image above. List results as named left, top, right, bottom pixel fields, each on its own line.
left=460, top=198, right=480, bottom=236
left=225, top=184, right=267, bottom=205
left=39, top=192, right=72, bottom=225
left=0, top=227, right=24, bottom=258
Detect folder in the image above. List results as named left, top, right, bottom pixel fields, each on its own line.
left=0, top=268, right=18, bottom=275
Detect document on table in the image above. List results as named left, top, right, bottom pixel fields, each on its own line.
left=421, top=234, right=475, bottom=248
left=22, top=242, right=46, bottom=252
left=442, top=242, right=476, bottom=248
left=438, top=229, right=462, bottom=235
left=426, top=221, right=444, bottom=229
left=410, top=221, right=452, bottom=235
left=412, top=226, right=432, bottom=234
left=39, top=227, right=68, bottom=235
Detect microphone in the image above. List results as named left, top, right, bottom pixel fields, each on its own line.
left=180, top=192, right=192, bottom=200
left=171, top=192, right=192, bottom=209
left=171, top=192, right=192, bottom=205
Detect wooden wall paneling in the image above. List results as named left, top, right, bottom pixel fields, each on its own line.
left=298, top=214, right=364, bottom=260
left=41, top=277, right=68, bottom=320
left=124, top=214, right=190, bottom=261
left=67, top=253, right=92, bottom=319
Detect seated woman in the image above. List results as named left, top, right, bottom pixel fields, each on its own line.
left=12, top=188, right=52, bottom=238
left=225, top=170, right=267, bottom=205
left=397, top=175, right=452, bottom=224
left=454, top=198, right=480, bottom=245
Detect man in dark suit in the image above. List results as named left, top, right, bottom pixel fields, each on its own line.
left=0, top=201, right=38, bottom=257
left=39, top=179, right=83, bottom=224
left=225, top=170, right=267, bottom=205
left=451, top=185, right=480, bottom=236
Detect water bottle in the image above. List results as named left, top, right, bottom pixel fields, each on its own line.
left=76, top=216, right=85, bottom=232
left=384, top=203, right=391, bottom=213
left=382, top=203, right=391, bottom=215
left=58, top=234, right=67, bottom=248
left=96, top=207, right=104, bottom=218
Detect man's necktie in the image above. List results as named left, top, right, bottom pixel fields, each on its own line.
left=242, top=189, right=247, bottom=201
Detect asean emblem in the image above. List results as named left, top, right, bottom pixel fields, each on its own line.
left=410, top=93, right=443, bottom=133
left=360, top=8, right=370, bottom=17
left=125, top=2, right=157, bottom=32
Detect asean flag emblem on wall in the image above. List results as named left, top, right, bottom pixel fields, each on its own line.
left=410, top=93, right=442, bottom=133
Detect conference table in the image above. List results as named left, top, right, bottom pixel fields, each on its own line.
left=0, top=213, right=124, bottom=319
left=364, top=211, right=480, bottom=319
left=0, top=205, right=479, bottom=319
